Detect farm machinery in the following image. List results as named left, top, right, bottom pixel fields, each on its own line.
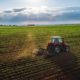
left=36, top=36, right=70, bottom=57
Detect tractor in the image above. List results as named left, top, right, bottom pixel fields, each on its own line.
left=36, top=36, right=70, bottom=57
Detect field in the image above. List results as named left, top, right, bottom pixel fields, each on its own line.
left=0, top=25, right=80, bottom=80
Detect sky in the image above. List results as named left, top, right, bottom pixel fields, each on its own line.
left=0, top=0, right=80, bottom=25
left=0, top=0, right=80, bottom=9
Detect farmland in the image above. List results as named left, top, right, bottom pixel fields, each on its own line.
left=0, top=25, right=80, bottom=80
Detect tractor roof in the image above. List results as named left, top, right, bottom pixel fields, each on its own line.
left=51, top=36, right=62, bottom=39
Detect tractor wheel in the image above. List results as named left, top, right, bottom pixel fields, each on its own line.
left=54, top=46, right=60, bottom=54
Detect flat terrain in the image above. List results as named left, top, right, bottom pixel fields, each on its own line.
left=0, top=25, right=80, bottom=80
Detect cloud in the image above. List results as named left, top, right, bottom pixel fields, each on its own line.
left=13, top=8, right=26, bottom=12
left=53, top=7, right=80, bottom=21
left=4, top=10, right=12, bottom=13
left=0, top=7, right=80, bottom=23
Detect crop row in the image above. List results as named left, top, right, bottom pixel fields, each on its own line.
left=0, top=54, right=80, bottom=80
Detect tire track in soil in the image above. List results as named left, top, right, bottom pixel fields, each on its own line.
left=16, top=32, right=37, bottom=59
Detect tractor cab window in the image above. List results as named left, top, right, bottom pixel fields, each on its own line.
left=58, top=38, right=63, bottom=43
left=51, top=38, right=62, bottom=43
left=54, top=38, right=59, bottom=43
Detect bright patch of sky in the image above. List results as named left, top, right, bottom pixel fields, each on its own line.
left=0, top=0, right=80, bottom=10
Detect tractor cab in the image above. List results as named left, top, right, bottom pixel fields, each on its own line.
left=51, top=36, right=63, bottom=45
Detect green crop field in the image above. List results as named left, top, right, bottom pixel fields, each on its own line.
left=0, top=25, right=80, bottom=80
